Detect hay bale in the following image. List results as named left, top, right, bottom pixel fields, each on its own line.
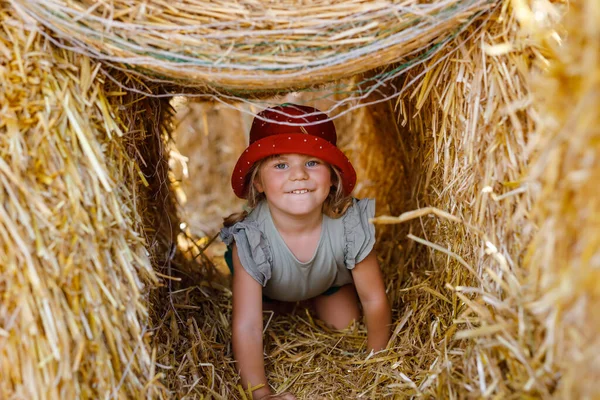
left=13, top=0, right=494, bottom=91
left=525, top=0, right=600, bottom=395
left=0, top=8, right=177, bottom=398
left=365, top=0, right=599, bottom=396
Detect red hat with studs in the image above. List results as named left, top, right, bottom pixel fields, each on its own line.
left=231, top=104, right=357, bottom=199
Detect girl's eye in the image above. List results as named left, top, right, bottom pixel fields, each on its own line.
left=306, top=160, right=319, bottom=167
left=274, top=163, right=287, bottom=169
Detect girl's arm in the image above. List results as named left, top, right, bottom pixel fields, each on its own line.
left=231, top=244, right=272, bottom=399
left=351, top=251, right=392, bottom=351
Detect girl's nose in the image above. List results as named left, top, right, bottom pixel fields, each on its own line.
left=289, top=164, right=309, bottom=180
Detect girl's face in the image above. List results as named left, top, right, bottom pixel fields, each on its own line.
left=254, top=154, right=332, bottom=218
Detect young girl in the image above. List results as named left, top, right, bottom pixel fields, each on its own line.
left=221, top=104, right=391, bottom=400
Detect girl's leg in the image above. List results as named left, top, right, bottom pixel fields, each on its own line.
left=313, top=284, right=360, bottom=330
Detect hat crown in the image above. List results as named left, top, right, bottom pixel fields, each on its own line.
left=249, top=104, right=337, bottom=146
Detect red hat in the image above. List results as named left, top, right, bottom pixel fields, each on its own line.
left=231, top=104, right=357, bottom=199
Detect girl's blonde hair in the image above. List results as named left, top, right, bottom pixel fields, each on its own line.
left=223, top=156, right=353, bottom=227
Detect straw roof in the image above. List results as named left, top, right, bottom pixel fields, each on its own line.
left=13, top=0, right=495, bottom=91
left=2, top=0, right=599, bottom=398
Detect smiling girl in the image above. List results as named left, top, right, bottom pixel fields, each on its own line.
left=221, top=104, right=391, bottom=399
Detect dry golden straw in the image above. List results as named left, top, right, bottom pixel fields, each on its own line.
left=0, top=5, right=175, bottom=398
left=2, top=0, right=599, bottom=398
left=12, top=0, right=494, bottom=91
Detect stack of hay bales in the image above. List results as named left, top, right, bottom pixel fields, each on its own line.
left=1, top=0, right=598, bottom=398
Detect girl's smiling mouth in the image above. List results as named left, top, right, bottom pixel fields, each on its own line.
left=287, top=189, right=313, bottom=194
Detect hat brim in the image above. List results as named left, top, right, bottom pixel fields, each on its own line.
left=231, top=133, right=356, bottom=198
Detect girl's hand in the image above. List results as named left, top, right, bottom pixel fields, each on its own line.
left=258, top=392, right=297, bottom=400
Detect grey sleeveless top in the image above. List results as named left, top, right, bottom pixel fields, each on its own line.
left=220, top=198, right=375, bottom=302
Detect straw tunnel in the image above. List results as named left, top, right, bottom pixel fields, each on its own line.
left=1, top=0, right=599, bottom=399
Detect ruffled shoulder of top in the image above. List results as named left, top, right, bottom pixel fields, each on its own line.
left=220, top=215, right=272, bottom=286
left=342, top=198, right=376, bottom=269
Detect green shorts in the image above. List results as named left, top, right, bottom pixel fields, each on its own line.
left=224, top=246, right=341, bottom=301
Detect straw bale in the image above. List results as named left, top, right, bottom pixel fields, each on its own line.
left=12, top=0, right=495, bottom=92
left=379, top=3, right=549, bottom=395
left=366, top=0, right=598, bottom=397
left=0, top=8, right=177, bottom=398
left=524, top=0, right=600, bottom=396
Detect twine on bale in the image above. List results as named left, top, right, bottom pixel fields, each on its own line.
left=13, top=0, right=495, bottom=93
left=83, top=4, right=498, bottom=130
left=9, top=0, right=507, bottom=129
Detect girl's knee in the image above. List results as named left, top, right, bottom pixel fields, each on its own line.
left=314, top=285, right=360, bottom=329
